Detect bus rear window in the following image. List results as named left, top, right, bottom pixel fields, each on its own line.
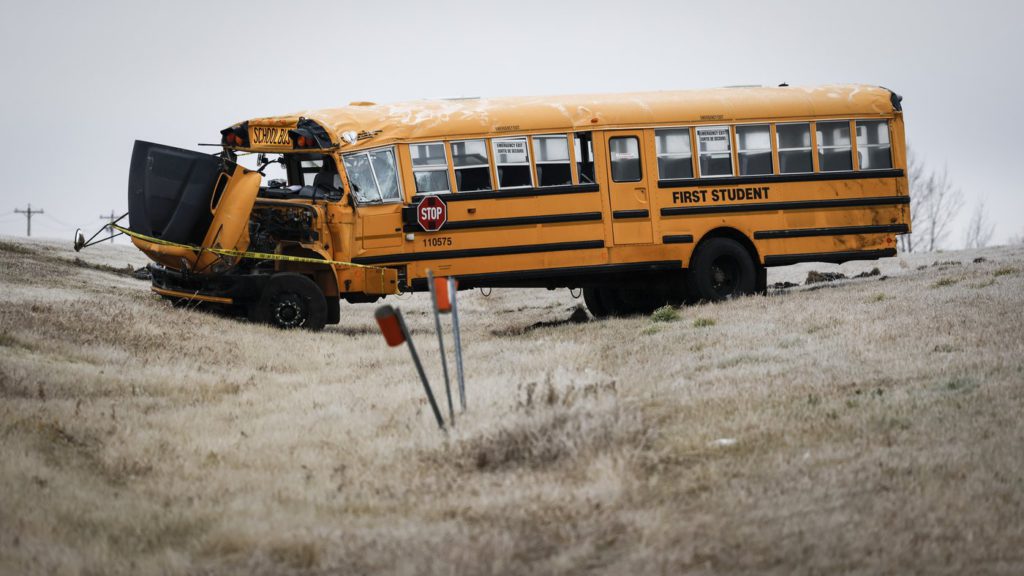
left=856, top=120, right=892, bottom=170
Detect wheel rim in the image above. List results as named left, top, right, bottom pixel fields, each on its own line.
left=709, top=255, right=740, bottom=297
left=271, top=293, right=306, bottom=328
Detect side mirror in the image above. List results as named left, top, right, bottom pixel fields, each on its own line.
left=73, top=228, right=86, bottom=252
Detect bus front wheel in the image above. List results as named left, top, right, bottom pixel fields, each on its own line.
left=686, top=238, right=758, bottom=302
left=248, top=273, right=327, bottom=331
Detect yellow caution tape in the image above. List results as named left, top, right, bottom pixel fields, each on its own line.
left=111, top=224, right=384, bottom=271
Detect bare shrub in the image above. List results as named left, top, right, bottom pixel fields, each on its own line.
left=964, top=198, right=996, bottom=249
left=898, top=147, right=963, bottom=252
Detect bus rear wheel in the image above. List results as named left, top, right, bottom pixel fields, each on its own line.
left=582, top=287, right=609, bottom=318
left=584, top=286, right=663, bottom=317
left=686, top=238, right=758, bottom=302
left=248, top=273, right=327, bottom=331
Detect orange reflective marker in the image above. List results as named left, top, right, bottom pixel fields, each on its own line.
left=375, top=305, right=405, bottom=347
left=433, top=276, right=452, bottom=313
left=374, top=304, right=445, bottom=430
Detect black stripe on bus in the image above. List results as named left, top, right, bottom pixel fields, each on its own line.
left=402, top=211, right=602, bottom=233
left=764, top=248, right=897, bottom=266
left=612, top=209, right=649, bottom=219
left=410, top=260, right=683, bottom=290
left=351, top=240, right=605, bottom=265
left=662, top=235, right=694, bottom=244
left=657, top=168, right=904, bottom=189
left=661, top=195, right=910, bottom=217
left=409, top=183, right=599, bottom=204
left=754, top=223, right=909, bottom=240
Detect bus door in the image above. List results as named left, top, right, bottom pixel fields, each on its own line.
left=342, top=147, right=406, bottom=252
left=604, top=130, right=653, bottom=245
left=355, top=203, right=404, bottom=250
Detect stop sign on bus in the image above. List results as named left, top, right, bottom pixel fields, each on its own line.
left=417, top=195, right=447, bottom=231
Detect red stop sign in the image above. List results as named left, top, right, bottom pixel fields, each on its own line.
left=416, top=195, right=447, bottom=232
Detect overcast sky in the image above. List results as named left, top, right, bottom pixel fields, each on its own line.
left=1, top=0, right=1020, bottom=246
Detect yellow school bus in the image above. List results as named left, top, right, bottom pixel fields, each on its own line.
left=125, top=84, right=908, bottom=329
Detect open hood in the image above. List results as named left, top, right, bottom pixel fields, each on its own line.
left=127, top=140, right=261, bottom=273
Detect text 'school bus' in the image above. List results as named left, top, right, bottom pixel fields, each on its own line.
left=126, top=84, right=909, bottom=330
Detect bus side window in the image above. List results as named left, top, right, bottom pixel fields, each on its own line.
left=492, top=137, right=533, bottom=188
left=736, top=125, right=773, bottom=175
left=574, top=132, right=596, bottom=183
left=450, top=139, right=492, bottom=192
left=696, top=126, right=733, bottom=177
left=533, top=135, right=572, bottom=187
left=655, top=128, right=694, bottom=179
left=776, top=123, right=813, bottom=174
left=609, top=137, right=642, bottom=182
left=856, top=120, right=892, bottom=170
left=816, top=121, right=853, bottom=172
left=410, top=142, right=451, bottom=194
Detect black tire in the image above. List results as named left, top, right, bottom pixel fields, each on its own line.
left=594, top=286, right=662, bottom=317
left=616, top=286, right=662, bottom=315
left=326, top=296, right=341, bottom=325
left=597, top=287, right=622, bottom=316
left=583, top=287, right=609, bottom=318
left=249, top=273, right=327, bottom=331
left=665, top=271, right=688, bottom=306
left=686, top=237, right=757, bottom=302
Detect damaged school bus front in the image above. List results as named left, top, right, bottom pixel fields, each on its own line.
left=125, top=120, right=399, bottom=331
left=127, top=141, right=261, bottom=275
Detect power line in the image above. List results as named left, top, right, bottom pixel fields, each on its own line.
left=41, top=212, right=77, bottom=228
left=14, top=204, right=44, bottom=237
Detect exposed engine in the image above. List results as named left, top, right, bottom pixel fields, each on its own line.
left=248, top=204, right=318, bottom=254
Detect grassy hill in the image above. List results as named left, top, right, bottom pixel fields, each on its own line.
left=1, top=236, right=1022, bottom=575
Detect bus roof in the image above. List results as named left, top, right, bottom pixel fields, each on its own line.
left=244, top=84, right=900, bottom=151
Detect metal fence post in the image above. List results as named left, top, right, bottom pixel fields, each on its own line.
left=449, top=277, right=466, bottom=411
left=426, top=269, right=455, bottom=425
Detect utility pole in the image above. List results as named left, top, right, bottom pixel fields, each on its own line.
left=14, top=204, right=43, bottom=237
left=99, top=210, right=118, bottom=243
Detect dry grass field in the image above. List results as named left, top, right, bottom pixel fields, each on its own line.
left=1, top=236, right=1023, bottom=575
